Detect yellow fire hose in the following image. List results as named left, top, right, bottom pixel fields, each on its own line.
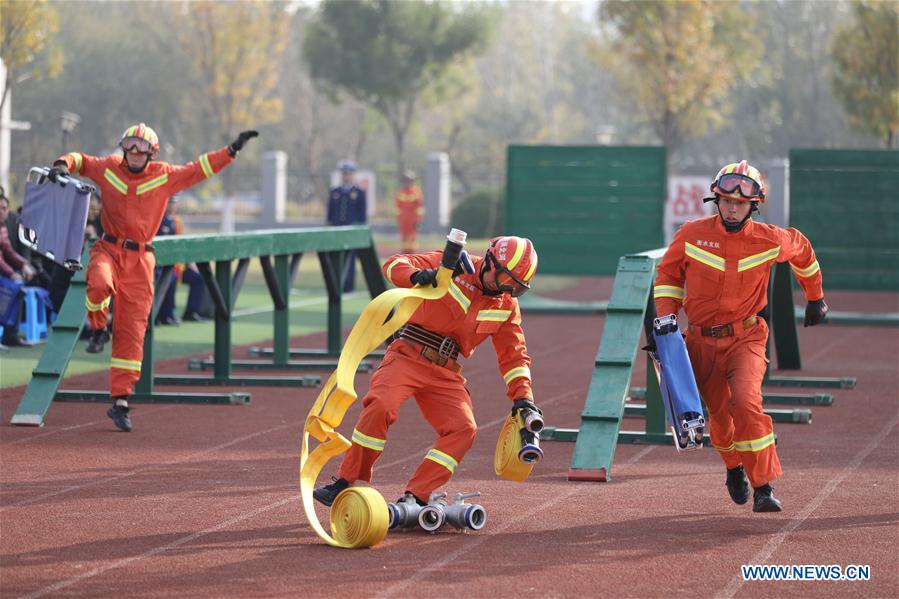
left=494, top=412, right=536, bottom=482
left=300, top=231, right=466, bottom=548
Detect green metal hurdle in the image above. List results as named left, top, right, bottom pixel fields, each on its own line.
left=541, top=249, right=854, bottom=482
left=10, top=226, right=386, bottom=427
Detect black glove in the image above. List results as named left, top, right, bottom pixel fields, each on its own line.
left=410, top=268, right=438, bottom=287
left=47, top=164, right=69, bottom=184
left=452, top=250, right=475, bottom=278
left=227, top=130, right=259, bottom=156
left=512, top=398, right=544, bottom=433
left=804, top=298, right=828, bottom=327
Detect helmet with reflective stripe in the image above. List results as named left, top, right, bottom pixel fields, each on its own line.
left=480, top=236, right=538, bottom=297
left=120, top=123, right=160, bottom=159
left=710, top=159, right=766, bottom=203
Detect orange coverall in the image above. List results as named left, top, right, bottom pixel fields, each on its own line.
left=655, top=215, right=823, bottom=487
left=394, top=184, right=423, bottom=251
left=58, top=148, right=235, bottom=398
left=338, top=250, right=534, bottom=500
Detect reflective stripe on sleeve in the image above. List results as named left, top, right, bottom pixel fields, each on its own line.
left=790, top=259, right=820, bottom=278
left=503, top=365, right=531, bottom=385
left=653, top=285, right=685, bottom=300
left=476, top=309, right=512, bottom=322
left=199, top=153, right=214, bottom=178
left=385, top=258, right=408, bottom=284
left=85, top=296, right=111, bottom=312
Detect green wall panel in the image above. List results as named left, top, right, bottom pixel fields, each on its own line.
left=789, top=149, right=899, bottom=291
left=505, top=145, right=666, bottom=275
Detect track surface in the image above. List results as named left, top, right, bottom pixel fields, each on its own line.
left=1, top=286, right=897, bottom=598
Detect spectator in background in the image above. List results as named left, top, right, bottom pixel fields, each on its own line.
left=395, top=169, right=424, bottom=253
left=84, top=192, right=103, bottom=241
left=154, top=196, right=181, bottom=326
left=326, top=159, right=367, bottom=292
left=0, top=191, right=36, bottom=347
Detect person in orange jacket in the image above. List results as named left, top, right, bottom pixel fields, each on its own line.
left=654, top=160, right=828, bottom=512
left=395, top=170, right=424, bottom=253
left=314, top=236, right=542, bottom=508
left=47, top=124, right=258, bottom=432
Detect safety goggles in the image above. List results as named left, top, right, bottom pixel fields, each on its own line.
left=716, top=174, right=762, bottom=199
left=486, top=253, right=531, bottom=297
left=121, top=136, right=152, bottom=154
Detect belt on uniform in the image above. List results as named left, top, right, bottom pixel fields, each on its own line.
left=395, top=323, right=462, bottom=373
left=696, top=315, right=758, bottom=338
left=101, top=233, right=154, bottom=253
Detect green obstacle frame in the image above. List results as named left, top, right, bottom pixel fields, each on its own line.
left=541, top=249, right=854, bottom=482
left=10, top=226, right=386, bottom=427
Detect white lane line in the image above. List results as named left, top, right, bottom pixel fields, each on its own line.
left=715, top=411, right=899, bottom=599
left=3, top=406, right=176, bottom=446
left=374, top=445, right=657, bottom=599
left=15, top=323, right=603, bottom=597
left=231, top=291, right=367, bottom=317
left=1, top=421, right=297, bottom=511
left=19, top=495, right=298, bottom=599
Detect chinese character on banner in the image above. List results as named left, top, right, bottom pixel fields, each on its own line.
left=665, top=176, right=715, bottom=244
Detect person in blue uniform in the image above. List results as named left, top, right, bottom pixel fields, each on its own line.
left=326, top=159, right=367, bottom=292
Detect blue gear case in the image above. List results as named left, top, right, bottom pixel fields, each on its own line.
left=649, top=315, right=705, bottom=452
left=18, top=167, right=95, bottom=272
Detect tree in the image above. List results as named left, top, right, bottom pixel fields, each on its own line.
left=0, top=0, right=62, bottom=115
left=830, top=0, right=899, bottom=148
left=595, top=0, right=761, bottom=172
left=158, top=1, right=291, bottom=230
left=303, top=0, right=494, bottom=182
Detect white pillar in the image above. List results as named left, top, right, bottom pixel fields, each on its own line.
left=261, top=151, right=287, bottom=226
left=423, top=152, right=451, bottom=233
left=760, top=158, right=790, bottom=227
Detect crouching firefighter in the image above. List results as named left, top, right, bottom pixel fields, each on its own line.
left=654, top=160, right=828, bottom=513
left=314, top=236, right=543, bottom=528
left=47, top=124, right=259, bottom=432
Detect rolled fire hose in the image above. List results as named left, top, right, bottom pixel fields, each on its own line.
left=494, top=412, right=535, bottom=482
left=300, top=229, right=468, bottom=548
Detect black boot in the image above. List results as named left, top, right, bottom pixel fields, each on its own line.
left=86, top=328, right=110, bottom=354
left=726, top=465, right=751, bottom=505
left=313, top=477, right=350, bottom=506
left=106, top=402, right=133, bottom=432
left=753, top=483, right=783, bottom=512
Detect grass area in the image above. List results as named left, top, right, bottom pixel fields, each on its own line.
left=0, top=283, right=370, bottom=389
left=0, top=233, right=580, bottom=389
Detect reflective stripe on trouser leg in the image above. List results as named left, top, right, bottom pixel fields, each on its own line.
left=726, top=323, right=782, bottom=487
left=85, top=243, right=117, bottom=331
left=686, top=332, right=741, bottom=470
left=109, top=249, right=155, bottom=397
left=405, top=371, right=476, bottom=501
left=338, top=347, right=418, bottom=483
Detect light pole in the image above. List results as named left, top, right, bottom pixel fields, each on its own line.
left=60, top=111, right=80, bottom=153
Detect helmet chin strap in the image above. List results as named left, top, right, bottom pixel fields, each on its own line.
left=714, top=197, right=758, bottom=233
left=478, top=253, right=502, bottom=296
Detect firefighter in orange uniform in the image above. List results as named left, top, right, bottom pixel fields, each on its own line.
left=47, top=124, right=258, bottom=432
left=314, top=236, right=542, bottom=508
left=654, top=160, right=828, bottom=512
left=395, top=170, right=424, bottom=253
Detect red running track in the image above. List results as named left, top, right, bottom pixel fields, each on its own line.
left=1, top=287, right=897, bottom=598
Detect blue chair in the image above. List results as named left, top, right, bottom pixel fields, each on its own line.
left=20, top=286, right=50, bottom=343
